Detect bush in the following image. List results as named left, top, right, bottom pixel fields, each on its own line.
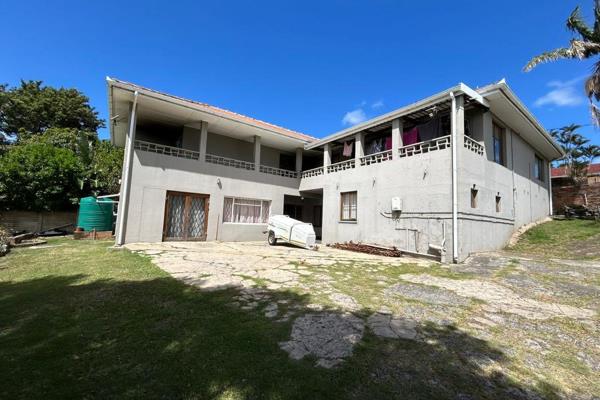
left=0, top=143, right=84, bottom=211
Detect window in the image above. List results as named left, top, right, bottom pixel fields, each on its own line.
left=340, top=191, right=357, bottom=221
left=534, top=155, right=544, bottom=181
left=495, top=195, right=501, bottom=213
left=283, top=203, right=303, bottom=220
left=492, top=123, right=505, bottom=165
left=223, top=197, right=271, bottom=224
left=470, top=188, right=478, bottom=209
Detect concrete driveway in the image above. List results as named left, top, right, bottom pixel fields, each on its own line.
left=126, top=240, right=599, bottom=394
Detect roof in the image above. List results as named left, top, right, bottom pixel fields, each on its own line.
left=107, top=77, right=315, bottom=143
left=552, top=163, right=600, bottom=178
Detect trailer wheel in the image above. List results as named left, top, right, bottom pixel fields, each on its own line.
left=268, top=231, right=277, bottom=245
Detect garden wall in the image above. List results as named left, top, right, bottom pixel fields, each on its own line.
left=0, top=210, right=77, bottom=234
left=552, top=179, right=600, bottom=214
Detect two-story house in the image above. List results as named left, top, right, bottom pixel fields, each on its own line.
left=108, top=78, right=563, bottom=262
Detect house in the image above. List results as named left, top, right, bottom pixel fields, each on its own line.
left=107, top=78, right=563, bottom=262
left=551, top=163, right=600, bottom=213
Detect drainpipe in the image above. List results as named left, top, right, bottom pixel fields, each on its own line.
left=116, top=91, right=139, bottom=245
left=450, top=92, right=458, bottom=263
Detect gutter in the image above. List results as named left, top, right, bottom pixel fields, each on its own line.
left=115, top=91, right=139, bottom=246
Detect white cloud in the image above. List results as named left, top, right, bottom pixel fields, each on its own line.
left=342, top=108, right=367, bottom=126
left=371, top=100, right=384, bottom=109
left=534, top=78, right=585, bottom=107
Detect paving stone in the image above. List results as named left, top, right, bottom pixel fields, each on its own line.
left=279, top=313, right=364, bottom=368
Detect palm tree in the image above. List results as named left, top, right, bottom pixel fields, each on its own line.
left=524, top=1, right=600, bottom=124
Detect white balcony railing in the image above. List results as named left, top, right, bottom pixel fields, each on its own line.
left=134, top=140, right=200, bottom=160
left=464, top=136, right=485, bottom=156
left=205, top=153, right=255, bottom=170
left=360, top=149, right=393, bottom=166
left=327, top=159, right=356, bottom=173
left=301, top=166, right=324, bottom=178
left=259, top=165, right=298, bottom=178
left=399, top=135, right=451, bottom=158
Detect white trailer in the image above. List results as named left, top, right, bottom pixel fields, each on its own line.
left=266, top=215, right=317, bottom=250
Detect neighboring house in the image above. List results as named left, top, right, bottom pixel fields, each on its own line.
left=108, top=78, right=563, bottom=262
left=551, top=163, right=600, bottom=213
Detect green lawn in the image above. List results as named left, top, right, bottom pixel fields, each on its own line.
left=508, top=219, right=600, bottom=259
left=0, top=236, right=591, bottom=399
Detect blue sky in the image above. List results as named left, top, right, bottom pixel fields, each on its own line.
left=2, top=0, right=599, bottom=145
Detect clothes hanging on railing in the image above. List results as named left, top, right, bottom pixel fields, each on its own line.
left=402, top=127, right=418, bottom=146
left=418, top=117, right=441, bottom=142
left=385, top=136, right=392, bottom=150
left=367, top=138, right=383, bottom=154
left=342, top=141, right=353, bottom=157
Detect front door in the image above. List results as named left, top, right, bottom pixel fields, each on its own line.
left=163, top=191, right=209, bottom=241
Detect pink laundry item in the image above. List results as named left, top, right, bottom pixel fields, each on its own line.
left=403, top=127, right=418, bottom=145
left=385, top=136, right=392, bottom=150
left=342, top=141, right=353, bottom=157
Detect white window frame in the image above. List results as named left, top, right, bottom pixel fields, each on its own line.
left=223, top=197, right=271, bottom=224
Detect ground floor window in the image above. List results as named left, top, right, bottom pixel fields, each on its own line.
left=223, top=197, right=271, bottom=223
left=340, top=191, right=357, bottom=221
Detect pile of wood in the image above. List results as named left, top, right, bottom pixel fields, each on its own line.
left=327, top=241, right=402, bottom=257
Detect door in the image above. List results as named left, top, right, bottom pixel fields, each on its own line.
left=163, top=191, right=209, bottom=241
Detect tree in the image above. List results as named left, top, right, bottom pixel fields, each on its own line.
left=0, top=80, right=104, bottom=141
left=524, top=1, right=600, bottom=125
left=89, top=140, right=124, bottom=195
left=0, top=143, right=84, bottom=211
left=550, top=124, right=598, bottom=182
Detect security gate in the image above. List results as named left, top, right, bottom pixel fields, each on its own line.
left=163, top=191, right=209, bottom=241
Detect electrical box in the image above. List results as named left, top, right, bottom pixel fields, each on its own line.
left=391, top=197, right=402, bottom=211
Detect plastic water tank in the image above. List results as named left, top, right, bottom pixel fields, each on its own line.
left=76, top=197, right=114, bottom=232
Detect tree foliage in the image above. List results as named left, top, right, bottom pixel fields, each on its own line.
left=0, top=143, right=84, bottom=211
left=550, top=124, right=600, bottom=182
left=0, top=80, right=104, bottom=142
left=0, top=81, right=122, bottom=211
left=524, top=1, right=600, bottom=125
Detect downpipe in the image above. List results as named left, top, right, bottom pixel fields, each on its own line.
left=450, top=92, right=459, bottom=263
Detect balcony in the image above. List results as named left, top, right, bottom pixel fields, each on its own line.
left=399, top=135, right=451, bottom=158
left=464, top=135, right=485, bottom=156
left=134, top=140, right=298, bottom=179
left=360, top=149, right=392, bottom=166
left=327, top=159, right=356, bottom=173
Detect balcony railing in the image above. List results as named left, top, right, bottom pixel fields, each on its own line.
left=327, top=159, right=356, bottom=173
left=259, top=165, right=298, bottom=178
left=134, top=140, right=200, bottom=160
left=399, top=135, right=451, bottom=158
left=464, top=136, right=485, bottom=156
left=205, top=153, right=255, bottom=170
left=360, top=149, right=392, bottom=166
left=301, top=166, right=324, bottom=178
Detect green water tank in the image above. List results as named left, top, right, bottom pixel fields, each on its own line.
left=76, top=196, right=114, bottom=232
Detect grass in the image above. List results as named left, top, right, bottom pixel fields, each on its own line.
left=0, top=238, right=580, bottom=399
left=508, top=219, right=600, bottom=259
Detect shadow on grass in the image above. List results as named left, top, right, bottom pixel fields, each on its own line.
left=0, top=274, right=561, bottom=400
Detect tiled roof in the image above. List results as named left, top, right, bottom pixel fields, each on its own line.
left=551, top=163, right=600, bottom=178
left=109, top=78, right=316, bottom=143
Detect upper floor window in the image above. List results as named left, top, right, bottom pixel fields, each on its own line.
left=492, top=123, right=505, bottom=166
left=534, top=155, right=544, bottom=181
left=340, top=191, right=357, bottom=221
left=223, top=197, right=270, bottom=224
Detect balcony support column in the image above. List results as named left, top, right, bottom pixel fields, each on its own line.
left=392, top=118, right=403, bottom=159
left=254, top=135, right=261, bottom=171
left=295, top=148, right=303, bottom=174
left=323, top=143, right=331, bottom=174
left=355, top=132, right=364, bottom=166
left=199, top=121, right=208, bottom=163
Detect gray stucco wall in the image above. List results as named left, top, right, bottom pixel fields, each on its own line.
left=122, top=149, right=302, bottom=244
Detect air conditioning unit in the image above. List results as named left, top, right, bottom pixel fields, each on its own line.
left=391, top=197, right=402, bottom=211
